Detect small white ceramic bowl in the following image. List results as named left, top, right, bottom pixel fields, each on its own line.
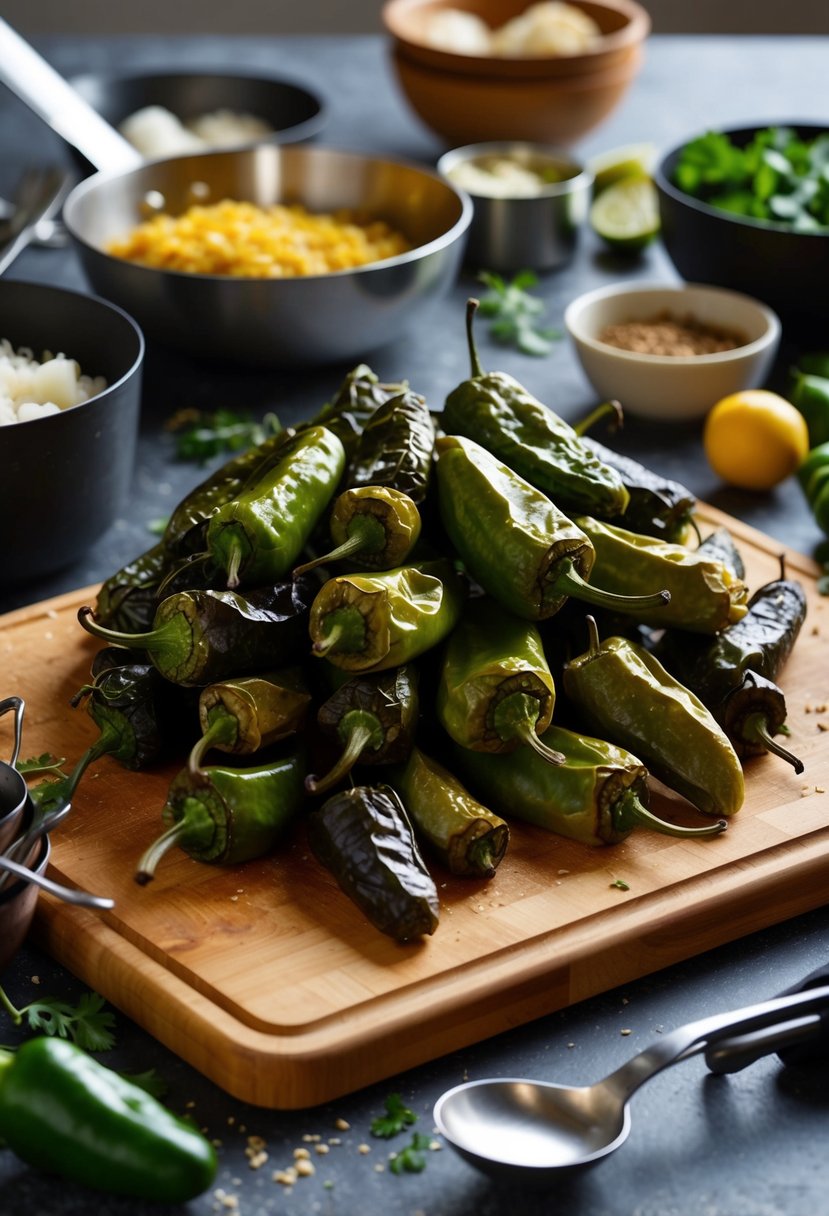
left=564, top=281, right=781, bottom=421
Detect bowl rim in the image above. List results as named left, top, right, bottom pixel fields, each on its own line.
left=437, top=140, right=593, bottom=199
left=655, top=121, right=829, bottom=238
left=0, top=278, right=145, bottom=429
left=563, top=280, right=782, bottom=366
left=0, top=819, right=50, bottom=905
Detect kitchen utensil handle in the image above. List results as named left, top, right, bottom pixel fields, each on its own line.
left=706, top=963, right=829, bottom=1073
left=0, top=696, right=25, bottom=768
left=0, top=852, right=114, bottom=910
left=0, top=170, right=72, bottom=277
left=0, top=18, right=141, bottom=173
left=704, top=1014, right=824, bottom=1074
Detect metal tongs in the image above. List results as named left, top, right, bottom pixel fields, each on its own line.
left=0, top=164, right=72, bottom=276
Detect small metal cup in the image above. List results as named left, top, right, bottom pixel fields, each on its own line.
left=437, top=141, right=592, bottom=273
left=0, top=697, right=28, bottom=853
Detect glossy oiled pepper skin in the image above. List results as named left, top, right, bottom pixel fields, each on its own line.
left=563, top=618, right=744, bottom=818
left=0, top=1038, right=217, bottom=1203
left=78, top=577, right=316, bottom=688
left=309, top=559, right=464, bottom=673
left=189, top=668, right=311, bottom=775
left=294, top=485, right=422, bottom=577
left=346, top=387, right=435, bottom=505
left=442, top=300, right=629, bottom=518
left=391, top=746, right=509, bottom=877
left=798, top=441, right=829, bottom=535
left=581, top=436, right=697, bottom=542
left=307, top=784, right=440, bottom=942
left=574, top=514, right=749, bottom=633
left=790, top=371, right=829, bottom=447
left=311, top=363, right=408, bottom=460
left=94, top=540, right=169, bottom=633
left=207, top=425, right=346, bottom=588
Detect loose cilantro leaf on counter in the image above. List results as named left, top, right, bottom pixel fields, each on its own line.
left=389, top=1132, right=433, bottom=1174
left=166, top=408, right=282, bottom=463
left=370, top=1092, right=418, bottom=1138
left=4, top=990, right=117, bottom=1052
left=610, top=878, right=631, bottom=891
left=17, top=753, right=66, bottom=776
left=477, top=270, right=561, bottom=356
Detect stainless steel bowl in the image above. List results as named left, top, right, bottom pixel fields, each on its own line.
left=437, top=141, right=592, bottom=272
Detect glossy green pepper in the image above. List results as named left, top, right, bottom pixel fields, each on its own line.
left=563, top=616, right=744, bottom=818
left=574, top=514, right=749, bottom=633
left=437, top=596, right=565, bottom=765
left=94, top=540, right=170, bottom=633
left=442, top=299, right=629, bottom=518
left=206, top=424, right=345, bottom=588
left=135, top=746, right=305, bottom=883
left=0, top=1038, right=217, bottom=1203
left=345, top=386, right=435, bottom=504
left=435, top=434, right=669, bottom=621
left=391, top=745, right=509, bottom=877
left=311, top=363, right=409, bottom=460
left=452, top=724, right=727, bottom=846
left=188, top=668, right=311, bottom=777
left=798, top=441, right=829, bottom=534
left=790, top=371, right=829, bottom=447
left=294, top=485, right=421, bottom=577
left=309, top=559, right=465, bottom=673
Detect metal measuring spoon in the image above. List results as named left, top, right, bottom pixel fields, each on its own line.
left=0, top=852, right=114, bottom=909
left=434, top=981, right=829, bottom=1183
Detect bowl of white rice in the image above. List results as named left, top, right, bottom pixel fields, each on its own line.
left=0, top=279, right=144, bottom=587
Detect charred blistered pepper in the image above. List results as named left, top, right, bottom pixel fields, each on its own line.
left=442, top=300, right=629, bottom=518
left=580, top=437, right=697, bottom=542
left=294, top=485, right=421, bottom=577
left=307, top=784, right=439, bottom=943
left=437, top=597, right=565, bottom=765
left=345, top=387, right=435, bottom=505
left=311, top=363, right=409, bottom=460
left=94, top=541, right=170, bottom=633
left=305, top=665, right=419, bottom=795
left=188, top=668, right=311, bottom=778
left=695, top=526, right=746, bottom=580
left=206, top=425, right=345, bottom=588
left=135, top=747, right=305, bottom=883
left=574, top=514, right=749, bottom=633
left=452, top=724, right=727, bottom=846
left=563, top=616, right=745, bottom=818
left=309, top=559, right=464, bottom=673
left=391, top=746, right=509, bottom=878
left=435, top=435, right=669, bottom=621
left=652, top=558, right=807, bottom=771
left=78, top=577, right=315, bottom=687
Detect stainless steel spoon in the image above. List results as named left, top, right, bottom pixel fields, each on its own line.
left=434, top=982, right=829, bottom=1183
left=0, top=852, right=114, bottom=910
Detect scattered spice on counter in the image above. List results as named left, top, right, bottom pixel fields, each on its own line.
left=598, top=313, right=745, bottom=356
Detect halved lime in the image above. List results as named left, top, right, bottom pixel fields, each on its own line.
left=589, top=177, right=661, bottom=250
left=588, top=143, right=658, bottom=194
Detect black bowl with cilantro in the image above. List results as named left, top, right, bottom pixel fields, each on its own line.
left=654, top=123, right=829, bottom=327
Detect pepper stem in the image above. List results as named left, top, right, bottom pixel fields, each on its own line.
left=312, top=623, right=344, bottom=657
left=552, top=558, right=671, bottom=615
left=465, top=298, right=485, bottom=378
left=491, top=693, right=565, bottom=765
left=76, top=605, right=184, bottom=660
left=225, top=540, right=243, bottom=590
left=0, top=984, right=22, bottom=1025
left=741, top=712, right=804, bottom=775
left=135, top=819, right=191, bottom=885
left=467, top=837, right=498, bottom=878
left=293, top=523, right=375, bottom=579
left=305, top=722, right=376, bottom=795
left=573, top=399, right=624, bottom=437
left=188, top=710, right=240, bottom=778
left=614, top=788, right=728, bottom=838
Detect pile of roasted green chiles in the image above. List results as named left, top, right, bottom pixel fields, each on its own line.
left=36, top=300, right=808, bottom=947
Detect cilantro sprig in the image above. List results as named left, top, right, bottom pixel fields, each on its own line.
left=166, top=408, right=282, bottom=463
left=17, top=753, right=66, bottom=777
left=370, top=1092, right=417, bottom=1139
left=0, top=986, right=116, bottom=1052
left=389, top=1132, right=433, bottom=1175
left=477, top=270, right=561, bottom=356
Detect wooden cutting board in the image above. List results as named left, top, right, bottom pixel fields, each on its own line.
left=3, top=505, right=828, bottom=1109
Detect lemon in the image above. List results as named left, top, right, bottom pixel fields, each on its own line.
left=589, top=177, right=660, bottom=250
left=588, top=142, right=658, bottom=194
left=703, top=390, right=810, bottom=491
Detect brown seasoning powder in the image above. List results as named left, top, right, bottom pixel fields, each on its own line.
left=598, top=312, right=745, bottom=356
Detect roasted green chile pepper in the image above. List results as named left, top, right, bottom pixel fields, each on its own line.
left=135, top=747, right=305, bottom=882
left=452, top=724, right=727, bottom=846
left=574, top=514, right=749, bottom=633
left=206, top=425, right=346, bottom=588
left=437, top=597, right=565, bottom=764
left=0, top=1038, right=217, bottom=1203
left=442, top=300, right=629, bottom=517
left=345, top=387, right=435, bottom=504
left=695, top=526, right=746, bottom=580
left=580, top=436, right=697, bottom=542
left=94, top=540, right=170, bottom=633
left=309, top=559, right=464, bottom=673
left=311, top=363, right=409, bottom=460
left=188, top=668, right=311, bottom=777
left=563, top=616, right=744, bottom=818
left=790, top=371, right=829, bottom=447
left=435, top=434, right=669, bottom=621
left=307, top=783, right=439, bottom=942
left=306, top=665, right=419, bottom=794
left=294, top=485, right=421, bottom=576
left=78, top=577, right=315, bottom=687
left=391, top=745, right=509, bottom=877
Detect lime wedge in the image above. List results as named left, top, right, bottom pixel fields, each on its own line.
left=589, top=177, right=661, bottom=250
left=588, top=142, right=658, bottom=194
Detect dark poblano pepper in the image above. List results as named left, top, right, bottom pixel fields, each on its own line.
left=77, top=577, right=316, bottom=687
left=580, top=437, right=697, bottom=542
left=305, top=665, right=419, bottom=795
left=651, top=559, right=807, bottom=772
left=452, top=725, right=727, bottom=846
left=390, top=746, right=509, bottom=878
left=188, top=668, right=312, bottom=778
left=293, top=485, right=421, bottom=577
left=441, top=299, right=629, bottom=518
left=206, top=425, right=346, bottom=589
left=574, top=514, right=749, bottom=633
left=94, top=541, right=170, bottom=633
left=307, top=784, right=440, bottom=943
left=310, top=363, right=409, bottom=460
left=345, top=387, right=435, bottom=504
left=435, top=434, right=670, bottom=621
left=437, top=597, right=565, bottom=765
left=309, top=559, right=465, bottom=673
left=0, top=1038, right=217, bottom=1203
left=135, top=747, right=305, bottom=883
left=694, top=526, right=746, bottom=580
left=563, top=616, right=744, bottom=818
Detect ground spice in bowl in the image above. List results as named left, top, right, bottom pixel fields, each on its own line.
left=598, top=312, right=745, bottom=356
